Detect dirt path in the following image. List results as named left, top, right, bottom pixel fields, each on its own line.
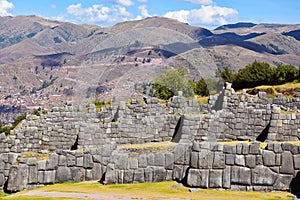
left=10, top=190, right=181, bottom=200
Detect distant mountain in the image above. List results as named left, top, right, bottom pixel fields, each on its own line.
left=0, top=15, right=300, bottom=105
left=215, top=22, right=257, bottom=30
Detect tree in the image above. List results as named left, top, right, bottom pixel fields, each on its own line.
left=217, top=66, right=235, bottom=84
left=153, top=69, right=194, bottom=100
left=233, top=61, right=274, bottom=90
left=273, top=65, right=299, bottom=85
left=194, top=78, right=209, bottom=96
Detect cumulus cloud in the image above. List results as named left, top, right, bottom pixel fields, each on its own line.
left=138, top=5, right=151, bottom=18
left=0, top=0, right=14, bottom=16
left=66, top=3, right=131, bottom=25
left=164, top=5, right=238, bottom=26
left=137, top=0, right=148, bottom=2
left=182, top=0, right=213, bottom=5
left=116, top=0, right=134, bottom=7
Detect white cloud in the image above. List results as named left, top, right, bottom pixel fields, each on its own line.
left=137, top=0, right=148, bottom=2
left=164, top=5, right=238, bottom=26
left=0, top=0, right=14, bottom=16
left=182, top=0, right=213, bottom=5
left=138, top=5, right=151, bottom=18
left=117, top=0, right=134, bottom=7
left=66, top=3, right=131, bottom=25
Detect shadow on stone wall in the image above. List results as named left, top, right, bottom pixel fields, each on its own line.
left=290, top=171, right=300, bottom=198
left=256, top=123, right=270, bottom=142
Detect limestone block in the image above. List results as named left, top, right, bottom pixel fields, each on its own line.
left=190, top=152, right=198, bottom=168
left=165, top=153, right=174, bottom=170
left=38, top=160, right=47, bottom=171
left=92, top=163, right=102, bottom=180
left=235, top=155, right=245, bottom=166
left=249, top=143, right=260, bottom=154
left=56, top=167, right=72, bottom=183
left=128, top=158, right=138, bottom=169
left=70, top=167, right=85, bottom=182
left=38, top=171, right=44, bottom=183
left=138, top=154, right=147, bottom=168
left=231, top=166, right=251, bottom=185
left=245, top=155, right=256, bottom=168
left=27, top=158, right=37, bottom=166
left=104, top=163, right=116, bottom=184
left=44, top=170, right=55, bottom=184
left=213, top=152, right=225, bottom=169
left=153, top=167, right=166, bottom=182
left=58, top=155, right=66, bottom=166
left=46, top=154, right=59, bottom=170
left=252, top=165, right=277, bottom=185
left=273, top=174, right=293, bottom=190
left=262, top=151, right=275, bottom=166
left=116, top=154, right=128, bottom=170
left=223, top=166, right=231, bottom=189
left=209, top=169, right=223, bottom=188
left=28, top=166, right=38, bottom=184
left=85, top=169, right=93, bottom=180
left=187, top=169, right=201, bottom=187
left=7, top=164, right=29, bottom=192
left=174, top=144, right=190, bottom=165
left=154, top=153, right=165, bottom=167
left=280, top=151, right=294, bottom=174
left=147, top=153, right=154, bottom=166
left=76, top=157, right=83, bottom=167
left=133, top=168, right=145, bottom=183
left=294, top=155, right=300, bottom=169
left=144, top=167, right=153, bottom=182
left=83, top=154, right=93, bottom=169
left=198, top=149, right=214, bottom=168
left=225, top=154, right=235, bottom=165
left=0, top=173, right=5, bottom=186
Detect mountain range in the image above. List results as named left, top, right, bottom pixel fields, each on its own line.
left=1, top=15, right=300, bottom=105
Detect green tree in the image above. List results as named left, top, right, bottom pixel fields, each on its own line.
left=217, top=66, right=235, bottom=84
left=233, top=61, right=274, bottom=90
left=153, top=69, right=194, bottom=100
left=273, top=65, right=299, bottom=85
left=194, top=78, right=209, bottom=96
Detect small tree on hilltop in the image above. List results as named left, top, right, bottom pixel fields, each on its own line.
left=153, top=69, right=194, bottom=100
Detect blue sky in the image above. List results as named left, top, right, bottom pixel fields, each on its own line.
left=0, top=0, right=299, bottom=29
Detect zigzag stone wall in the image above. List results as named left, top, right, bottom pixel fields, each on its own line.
left=1, top=85, right=300, bottom=195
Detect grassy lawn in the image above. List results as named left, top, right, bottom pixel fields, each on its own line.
left=0, top=181, right=293, bottom=200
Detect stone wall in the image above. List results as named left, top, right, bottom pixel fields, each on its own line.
left=2, top=86, right=300, bottom=194
left=186, top=141, right=299, bottom=191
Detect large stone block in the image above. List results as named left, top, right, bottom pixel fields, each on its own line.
left=262, top=151, right=275, bottom=166
left=231, top=166, right=251, bottom=185
left=174, top=144, right=190, bottom=165
left=245, top=155, right=256, bottom=168
left=44, top=170, right=55, bottom=184
left=187, top=169, right=209, bottom=188
left=280, top=151, right=294, bottom=174
left=223, top=166, right=231, bottom=189
left=56, top=166, right=72, bottom=183
left=198, top=149, right=214, bottom=169
left=252, top=165, right=277, bottom=186
left=28, top=166, right=38, bottom=184
left=70, top=167, right=85, bottom=182
left=190, top=152, right=198, bottom=168
left=83, top=154, right=93, bottom=169
left=154, top=153, right=165, bottom=166
left=7, top=164, right=28, bottom=192
left=0, top=173, right=5, bottom=186
left=209, top=170, right=223, bottom=188
left=294, top=155, right=300, bottom=170
left=116, top=154, right=128, bottom=170
left=138, top=154, right=147, bottom=168
left=235, top=155, right=245, bottom=166
left=153, top=167, right=166, bottom=182
left=273, top=174, right=293, bottom=190
left=165, top=153, right=174, bottom=170
left=92, top=163, right=103, bottom=180
left=46, top=154, right=59, bottom=170
left=133, top=168, right=145, bottom=183
left=213, top=152, right=225, bottom=169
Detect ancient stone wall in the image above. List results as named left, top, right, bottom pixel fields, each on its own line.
left=1, top=87, right=300, bottom=193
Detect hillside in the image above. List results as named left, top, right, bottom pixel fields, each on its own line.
left=0, top=15, right=300, bottom=108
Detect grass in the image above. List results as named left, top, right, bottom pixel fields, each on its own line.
left=196, top=95, right=209, bottom=105
left=117, top=141, right=177, bottom=150
left=218, top=141, right=268, bottom=149
left=0, top=181, right=292, bottom=200
left=246, top=82, right=300, bottom=98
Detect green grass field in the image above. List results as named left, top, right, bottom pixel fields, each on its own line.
left=0, top=181, right=293, bottom=200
